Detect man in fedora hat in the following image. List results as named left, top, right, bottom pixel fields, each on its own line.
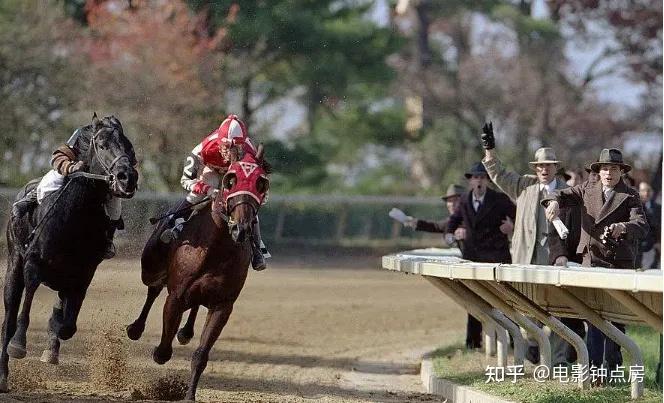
left=446, top=161, right=515, bottom=349
left=404, top=184, right=466, bottom=242
left=480, top=122, right=584, bottom=367
left=544, top=148, right=649, bottom=371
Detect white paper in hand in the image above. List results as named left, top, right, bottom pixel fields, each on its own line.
left=552, top=217, right=569, bottom=239
left=389, top=208, right=410, bottom=224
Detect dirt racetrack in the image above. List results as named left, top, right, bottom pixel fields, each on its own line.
left=1, top=254, right=466, bottom=402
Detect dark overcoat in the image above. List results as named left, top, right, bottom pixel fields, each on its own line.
left=446, top=188, right=515, bottom=263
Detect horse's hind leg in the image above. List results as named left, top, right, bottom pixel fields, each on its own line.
left=186, top=303, right=234, bottom=401
left=40, top=298, right=63, bottom=365
left=152, top=293, right=183, bottom=365
left=0, top=256, right=25, bottom=392
left=127, top=285, right=162, bottom=341
left=177, top=305, right=199, bottom=345
left=8, top=262, right=40, bottom=359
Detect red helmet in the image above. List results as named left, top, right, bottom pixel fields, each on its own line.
left=218, top=114, right=248, bottom=147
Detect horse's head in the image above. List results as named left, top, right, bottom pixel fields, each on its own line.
left=84, top=113, right=139, bottom=198
left=212, top=145, right=270, bottom=243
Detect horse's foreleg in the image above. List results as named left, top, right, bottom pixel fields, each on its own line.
left=0, top=258, right=25, bottom=392
left=152, top=293, right=183, bottom=365
left=58, top=291, right=85, bottom=340
left=177, top=305, right=199, bottom=345
left=40, top=298, right=63, bottom=365
left=8, top=262, right=40, bottom=360
left=186, top=303, right=234, bottom=401
left=127, top=285, right=163, bottom=341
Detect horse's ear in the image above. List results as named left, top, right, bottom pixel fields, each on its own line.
left=255, top=143, right=264, bottom=161
left=92, top=112, right=99, bottom=127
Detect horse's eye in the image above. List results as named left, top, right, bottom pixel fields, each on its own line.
left=224, top=175, right=236, bottom=190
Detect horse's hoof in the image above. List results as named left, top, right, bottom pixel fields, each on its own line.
left=0, top=378, right=8, bottom=393
left=152, top=346, right=172, bottom=365
left=7, top=342, right=26, bottom=359
left=40, top=349, right=59, bottom=365
left=176, top=328, right=193, bottom=345
left=126, top=322, right=145, bottom=341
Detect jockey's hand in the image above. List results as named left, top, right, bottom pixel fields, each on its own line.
left=608, top=223, right=627, bottom=239
left=454, top=227, right=467, bottom=240
left=445, top=233, right=455, bottom=246
left=554, top=256, right=568, bottom=267
left=192, top=182, right=211, bottom=195
left=67, top=161, right=85, bottom=175
left=481, top=121, right=495, bottom=150
left=545, top=200, right=560, bottom=221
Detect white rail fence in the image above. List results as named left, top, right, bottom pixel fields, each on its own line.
left=382, top=248, right=663, bottom=399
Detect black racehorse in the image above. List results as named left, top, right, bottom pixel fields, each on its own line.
left=1, top=114, right=138, bottom=392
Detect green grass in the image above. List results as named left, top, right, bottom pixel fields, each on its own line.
left=431, top=325, right=663, bottom=403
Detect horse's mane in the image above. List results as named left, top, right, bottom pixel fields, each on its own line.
left=257, top=157, right=272, bottom=174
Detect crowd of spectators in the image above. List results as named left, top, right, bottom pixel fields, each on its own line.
left=401, top=123, right=660, bottom=376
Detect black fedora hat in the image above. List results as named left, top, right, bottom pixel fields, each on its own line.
left=465, top=162, right=488, bottom=179
left=589, top=148, right=631, bottom=173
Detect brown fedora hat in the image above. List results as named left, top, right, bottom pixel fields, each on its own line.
left=441, top=184, right=465, bottom=200
left=589, top=148, right=631, bottom=173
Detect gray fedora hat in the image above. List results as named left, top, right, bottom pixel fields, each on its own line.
left=590, top=148, right=631, bottom=173
left=441, top=184, right=465, bottom=200
left=529, top=147, right=560, bottom=165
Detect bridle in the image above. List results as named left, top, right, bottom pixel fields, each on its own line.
left=83, top=126, right=133, bottom=186
left=214, top=193, right=259, bottom=228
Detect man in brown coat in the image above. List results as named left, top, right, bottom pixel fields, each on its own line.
left=544, top=148, right=649, bottom=370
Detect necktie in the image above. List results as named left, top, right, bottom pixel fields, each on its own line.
left=604, top=188, right=614, bottom=203
left=474, top=199, right=482, bottom=212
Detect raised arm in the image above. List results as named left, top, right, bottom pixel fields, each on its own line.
left=479, top=123, right=536, bottom=201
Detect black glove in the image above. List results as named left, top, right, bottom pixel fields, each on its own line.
left=481, top=122, right=495, bottom=150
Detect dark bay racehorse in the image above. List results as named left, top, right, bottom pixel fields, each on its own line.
left=1, top=114, right=138, bottom=392
left=126, top=147, right=270, bottom=401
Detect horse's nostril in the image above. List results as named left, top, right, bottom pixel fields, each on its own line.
left=117, top=172, right=127, bottom=181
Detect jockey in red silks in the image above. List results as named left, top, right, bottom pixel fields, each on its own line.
left=160, top=114, right=270, bottom=271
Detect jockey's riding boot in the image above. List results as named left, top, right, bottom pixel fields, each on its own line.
left=160, top=217, right=186, bottom=244
left=11, top=189, right=38, bottom=218
left=103, top=218, right=124, bottom=260
left=160, top=202, right=195, bottom=244
left=250, top=220, right=269, bottom=271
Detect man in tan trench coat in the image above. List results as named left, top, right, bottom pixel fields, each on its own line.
left=479, top=122, right=584, bottom=367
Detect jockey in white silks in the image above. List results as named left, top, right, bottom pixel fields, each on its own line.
left=12, top=118, right=129, bottom=259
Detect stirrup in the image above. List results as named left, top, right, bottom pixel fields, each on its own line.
left=160, top=218, right=185, bottom=244
left=251, top=246, right=267, bottom=271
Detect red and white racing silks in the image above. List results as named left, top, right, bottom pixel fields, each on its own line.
left=181, top=115, right=257, bottom=197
